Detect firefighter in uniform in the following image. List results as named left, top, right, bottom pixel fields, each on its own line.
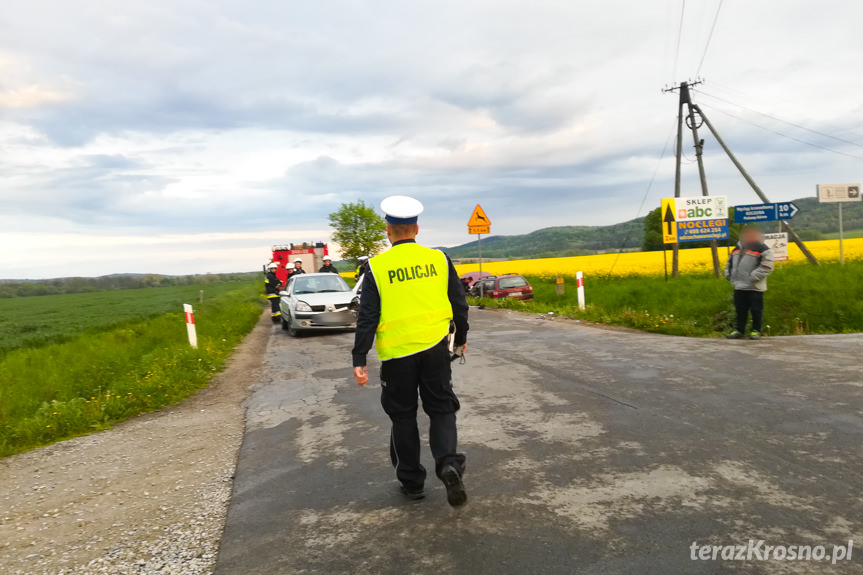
left=352, top=195, right=469, bottom=506
left=264, top=262, right=283, bottom=323
left=319, top=255, right=339, bottom=274
left=355, top=255, right=369, bottom=281
left=292, top=258, right=307, bottom=275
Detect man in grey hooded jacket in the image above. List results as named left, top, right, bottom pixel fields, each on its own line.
left=724, top=225, right=775, bottom=339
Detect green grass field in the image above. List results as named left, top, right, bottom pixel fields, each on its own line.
left=472, top=260, right=863, bottom=337
left=0, top=281, right=263, bottom=456
left=0, top=282, right=252, bottom=356
left=822, top=229, right=863, bottom=240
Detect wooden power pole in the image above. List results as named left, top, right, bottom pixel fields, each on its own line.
left=664, top=81, right=819, bottom=275
left=667, top=81, right=721, bottom=277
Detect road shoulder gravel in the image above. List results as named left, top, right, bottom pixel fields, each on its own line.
left=0, top=312, right=270, bottom=575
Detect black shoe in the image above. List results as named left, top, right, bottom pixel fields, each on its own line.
left=440, top=465, right=467, bottom=507
left=399, top=485, right=425, bottom=500
left=725, top=330, right=744, bottom=339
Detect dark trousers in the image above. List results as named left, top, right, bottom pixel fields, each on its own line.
left=267, top=295, right=280, bottom=317
left=380, top=339, right=466, bottom=489
left=733, top=290, right=764, bottom=333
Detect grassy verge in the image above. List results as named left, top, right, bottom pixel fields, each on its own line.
left=470, top=260, right=863, bottom=337
left=0, top=282, right=252, bottom=356
left=0, top=282, right=263, bottom=457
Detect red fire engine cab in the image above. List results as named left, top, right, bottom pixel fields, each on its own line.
left=268, top=242, right=330, bottom=284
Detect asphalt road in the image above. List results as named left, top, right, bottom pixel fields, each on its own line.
left=215, top=309, right=863, bottom=575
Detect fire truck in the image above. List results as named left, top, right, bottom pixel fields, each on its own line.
left=268, top=242, right=330, bottom=284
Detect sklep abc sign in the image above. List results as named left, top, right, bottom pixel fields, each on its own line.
left=661, top=196, right=729, bottom=244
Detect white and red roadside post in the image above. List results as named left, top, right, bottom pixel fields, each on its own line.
left=576, top=271, right=585, bottom=310
left=183, top=304, right=198, bottom=349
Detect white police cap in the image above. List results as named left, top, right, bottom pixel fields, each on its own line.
left=380, top=195, right=423, bottom=224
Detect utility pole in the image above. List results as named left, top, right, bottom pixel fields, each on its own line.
left=665, top=80, right=720, bottom=277
left=671, top=83, right=685, bottom=277
left=684, top=88, right=722, bottom=277
left=662, top=80, right=820, bottom=275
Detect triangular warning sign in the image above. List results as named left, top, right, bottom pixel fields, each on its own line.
left=468, top=204, right=491, bottom=227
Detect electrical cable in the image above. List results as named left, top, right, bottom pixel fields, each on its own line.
left=608, top=117, right=678, bottom=274
left=671, top=0, right=687, bottom=82
left=698, top=102, right=863, bottom=161
left=695, top=0, right=724, bottom=77
left=694, top=89, right=863, bottom=148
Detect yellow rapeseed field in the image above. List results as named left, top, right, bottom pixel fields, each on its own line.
left=452, top=238, right=863, bottom=278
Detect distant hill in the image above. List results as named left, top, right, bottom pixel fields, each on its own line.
left=439, top=196, right=863, bottom=260
left=439, top=218, right=645, bottom=260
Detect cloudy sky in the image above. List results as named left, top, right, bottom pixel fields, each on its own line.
left=2, top=0, right=862, bottom=278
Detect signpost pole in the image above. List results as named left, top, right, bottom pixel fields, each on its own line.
left=663, top=242, right=668, bottom=282
left=839, top=203, right=844, bottom=265
left=478, top=233, right=482, bottom=275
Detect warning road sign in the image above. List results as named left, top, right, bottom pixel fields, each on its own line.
left=468, top=204, right=491, bottom=235
left=662, top=196, right=729, bottom=244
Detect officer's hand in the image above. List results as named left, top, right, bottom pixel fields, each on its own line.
left=452, top=344, right=466, bottom=358
left=354, top=366, right=369, bottom=386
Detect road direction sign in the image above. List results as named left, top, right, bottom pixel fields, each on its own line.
left=662, top=196, right=729, bottom=244
left=733, top=202, right=799, bottom=223
left=763, top=232, right=789, bottom=262
left=468, top=204, right=491, bottom=235
left=817, top=183, right=860, bottom=265
left=817, top=183, right=861, bottom=203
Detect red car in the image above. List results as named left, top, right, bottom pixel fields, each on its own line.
left=470, top=274, right=534, bottom=300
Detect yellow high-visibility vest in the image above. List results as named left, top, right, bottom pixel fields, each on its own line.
left=369, top=242, right=452, bottom=361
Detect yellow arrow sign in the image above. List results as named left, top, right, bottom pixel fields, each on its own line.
left=662, top=198, right=678, bottom=244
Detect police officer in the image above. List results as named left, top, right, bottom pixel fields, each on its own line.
left=352, top=196, right=469, bottom=506
left=264, top=262, right=282, bottom=323
left=319, top=255, right=339, bottom=274
left=292, top=258, right=307, bottom=275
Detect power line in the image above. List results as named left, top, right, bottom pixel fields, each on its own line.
left=695, top=0, right=724, bottom=77
left=698, top=102, right=863, bottom=161
left=694, top=88, right=863, bottom=149
left=671, top=0, right=687, bottom=82
left=609, top=117, right=678, bottom=274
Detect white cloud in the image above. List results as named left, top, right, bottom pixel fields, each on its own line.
left=1, top=0, right=862, bottom=277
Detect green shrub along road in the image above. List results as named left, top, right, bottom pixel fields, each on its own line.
left=471, top=261, right=863, bottom=337
left=0, top=281, right=263, bottom=457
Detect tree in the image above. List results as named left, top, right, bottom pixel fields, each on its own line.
left=328, top=201, right=388, bottom=263
left=642, top=207, right=663, bottom=251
